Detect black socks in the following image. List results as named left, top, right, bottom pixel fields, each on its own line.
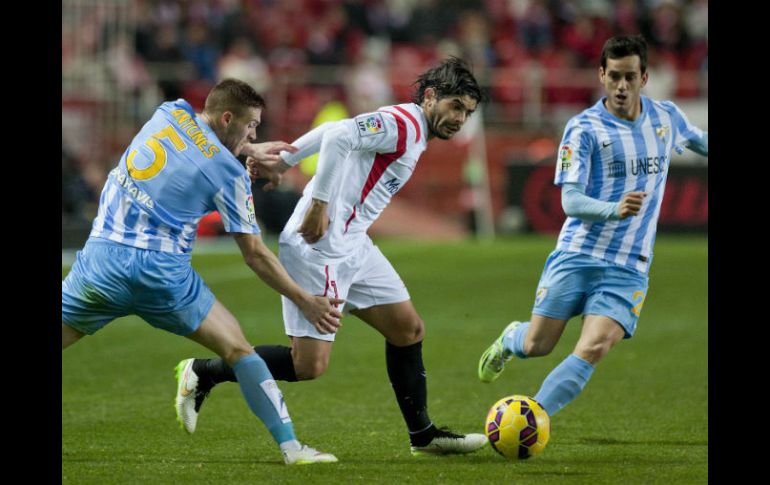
left=385, top=340, right=436, bottom=446
left=192, top=344, right=298, bottom=390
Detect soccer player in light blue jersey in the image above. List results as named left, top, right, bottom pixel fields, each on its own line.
left=478, top=36, right=708, bottom=419
left=62, top=78, right=344, bottom=465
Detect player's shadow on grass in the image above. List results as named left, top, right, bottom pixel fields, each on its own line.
left=574, top=437, right=707, bottom=446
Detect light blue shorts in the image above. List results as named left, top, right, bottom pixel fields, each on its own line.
left=532, top=250, right=649, bottom=338
left=62, top=238, right=215, bottom=336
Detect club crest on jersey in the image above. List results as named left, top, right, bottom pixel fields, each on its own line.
left=246, top=194, right=256, bottom=223
left=559, top=144, right=573, bottom=171
left=356, top=113, right=386, bottom=137
left=655, top=125, right=670, bottom=141
left=535, top=287, right=548, bottom=306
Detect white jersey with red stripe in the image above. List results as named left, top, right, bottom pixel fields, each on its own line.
left=279, top=103, right=428, bottom=263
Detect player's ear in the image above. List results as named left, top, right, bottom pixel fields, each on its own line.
left=640, top=70, right=649, bottom=88
left=221, top=111, right=233, bottom=127
left=424, top=87, right=436, bottom=103
left=598, top=66, right=605, bottom=83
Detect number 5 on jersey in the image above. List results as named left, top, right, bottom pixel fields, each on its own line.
left=127, top=125, right=187, bottom=180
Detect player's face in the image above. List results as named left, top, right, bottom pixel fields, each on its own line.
left=600, top=56, right=648, bottom=121
left=221, top=107, right=261, bottom=156
left=423, top=90, right=478, bottom=140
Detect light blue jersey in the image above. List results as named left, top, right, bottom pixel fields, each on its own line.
left=554, top=95, right=707, bottom=274
left=89, top=99, right=259, bottom=253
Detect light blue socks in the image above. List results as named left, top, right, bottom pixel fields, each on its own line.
left=232, top=352, right=299, bottom=449
left=502, top=321, right=530, bottom=359
left=534, top=353, right=594, bottom=416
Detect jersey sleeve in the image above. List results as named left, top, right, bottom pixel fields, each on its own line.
left=213, top=173, right=261, bottom=235
left=562, top=182, right=620, bottom=221
left=280, top=121, right=339, bottom=167
left=661, top=100, right=707, bottom=156
left=554, top=117, right=594, bottom=186
left=311, top=111, right=401, bottom=201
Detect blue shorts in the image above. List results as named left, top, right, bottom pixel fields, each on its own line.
left=532, top=250, right=649, bottom=338
left=62, top=238, right=215, bottom=336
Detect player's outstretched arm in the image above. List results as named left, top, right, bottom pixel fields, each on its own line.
left=241, top=141, right=297, bottom=164
left=233, top=233, right=344, bottom=334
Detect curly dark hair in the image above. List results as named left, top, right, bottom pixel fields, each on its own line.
left=411, top=57, right=487, bottom=105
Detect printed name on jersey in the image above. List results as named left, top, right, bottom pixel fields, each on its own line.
left=558, top=144, right=573, bottom=171
left=170, top=109, right=221, bottom=158
left=384, top=177, right=401, bottom=194
left=356, top=113, right=386, bottom=137
left=110, top=167, right=156, bottom=209
left=246, top=194, right=256, bottom=223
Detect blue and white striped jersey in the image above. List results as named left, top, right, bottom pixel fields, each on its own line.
left=89, top=99, right=259, bottom=253
left=554, top=95, right=706, bottom=274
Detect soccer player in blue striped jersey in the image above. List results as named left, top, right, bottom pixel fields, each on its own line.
left=62, top=78, right=344, bottom=465
left=478, top=36, right=708, bottom=419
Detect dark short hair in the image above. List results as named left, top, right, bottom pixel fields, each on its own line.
left=600, top=35, right=648, bottom=73
left=411, top=57, right=487, bottom=105
left=204, top=78, right=265, bottom=118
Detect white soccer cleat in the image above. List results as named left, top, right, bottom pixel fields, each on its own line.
left=174, top=358, right=209, bottom=434
left=410, top=428, right=488, bottom=455
left=283, top=444, right=338, bottom=465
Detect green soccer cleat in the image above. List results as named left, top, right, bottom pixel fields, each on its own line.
left=477, top=321, right=523, bottom=383
left=283, top=444, right=338, bottom=465
left=410, top=427, right=487, bottom=456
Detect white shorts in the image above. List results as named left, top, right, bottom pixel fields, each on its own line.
left=278, top=239, right=411, bottom=341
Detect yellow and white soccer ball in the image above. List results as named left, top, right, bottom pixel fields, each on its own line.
left=484, top=394, right=550, bottom=459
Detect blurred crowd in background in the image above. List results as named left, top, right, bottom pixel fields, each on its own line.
left=62, top=0, right=707, bottom=243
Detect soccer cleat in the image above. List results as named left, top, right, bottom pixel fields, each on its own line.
left=174, top=358, right=211, bottom=434
left=410, top=427, right=488, bottom=455
left=478, top=321, right=523, bottom=383
left=283, top=445, right=338, bottom=465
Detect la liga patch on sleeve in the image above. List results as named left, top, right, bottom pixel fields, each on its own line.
left=355, top=113, right=386, bottom=137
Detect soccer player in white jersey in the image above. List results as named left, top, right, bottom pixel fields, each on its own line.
left=177, top=58, right=489, bottom=455
left=62, top=79, right=345, bottom=465
left=477, top=36, right=708, bottom=419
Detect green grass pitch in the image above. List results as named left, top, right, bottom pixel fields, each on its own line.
left=62, top=235, right=707, bottom=484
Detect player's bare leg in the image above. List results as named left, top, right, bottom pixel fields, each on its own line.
left=478, top=315, right=567, bottom=382
left=62, top=323, right=85, bottom=350
left=531, top=315, right=625, bottom=416
left=573, top=315, right=625, bottom=365
left=288, top=336, right=334, bottom=380
left=352, top=301, right=486, bottom=455
left=175, top=299, right=336, bottom=464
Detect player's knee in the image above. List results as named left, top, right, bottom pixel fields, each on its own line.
left=294, top=357, right=328, bottom=380
left=222, top=344, right=256, bottom=367
left=392, top=315, right=424, bottom=346
left=575, top=340, right=613, bottom=364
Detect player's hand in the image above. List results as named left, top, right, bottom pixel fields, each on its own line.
left=242, top=141, right=297, bottom=163
left=618, top=191, right=647, bottom=219
left=247, top=157, right=292, bottom=189
left=299, top=295, right=345, bottom=334
left=298, top=199, right=329, bottom=244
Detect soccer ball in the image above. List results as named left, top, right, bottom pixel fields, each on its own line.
left=485, top=394, right=550, bottom=459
